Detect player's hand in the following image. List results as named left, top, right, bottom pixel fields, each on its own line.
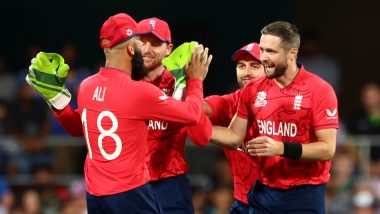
left=185, top=44, right=212, bottom=80
left=162, top=41, right=198, bottom=100
left=163, top=41, right=198, bottom=72
left=25, top=52, right=72, bottom=110
left=247, top=136, right=284, bottom=157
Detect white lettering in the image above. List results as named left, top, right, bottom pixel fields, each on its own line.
left=283, top=122, right=290, bottom=137
left=267, top=121, right=272, bottom=135
left=256, top=120, right=297, bottom=137
left=257, top=120, right=263, bottom=133
left=148, top=120, right=154, bottom=129
left=92, top=86, right=106, bottom=102
left=290, top=123, right=297, bottom=137
left=276, top=122, right=282, bottom=136
left=148, top=120, right=168, bottom=130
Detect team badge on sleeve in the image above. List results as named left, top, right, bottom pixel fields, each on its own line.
left=326, top=108, right=337, bottom=119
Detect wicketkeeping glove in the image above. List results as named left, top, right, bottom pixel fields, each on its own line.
left=25, top=52, right=71, bottom=110
left=162, top=41, right=197, bottom=100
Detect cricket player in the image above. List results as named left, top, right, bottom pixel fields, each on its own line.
left=211, top=21, right=339, bottom=214
left=25, top=13, right=212, bottom=214
left=189, top=42, right=264, bottom=213
left=138, top=17, right=210, bottom=214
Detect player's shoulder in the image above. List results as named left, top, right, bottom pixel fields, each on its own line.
left=243, top=76, right=267, bottom=90
left=133, top=79, right=163, bottom=93
left=78, top=73, right=97, bottom=88
left=301, top=66, right=335, bottom=91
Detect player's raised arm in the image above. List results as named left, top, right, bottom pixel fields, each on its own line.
left=185, top=44, right=212, bottom=81
left=134, top=44, right=212, bottom=125
left=53, top=105, right=83, bottom=137
left=26, top=52, right=84, bottom=137
left=26, top=52, right=71, bottom=110
left=186, top=111, right=212, bottom=147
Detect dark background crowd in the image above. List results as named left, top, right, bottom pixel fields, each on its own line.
left=0, top=0, right=379, bottom=213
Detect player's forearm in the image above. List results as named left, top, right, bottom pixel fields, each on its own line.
left=300, top=128, right=337, bottom=161
left=203, top=102, right=212, bottom=117
left=187, top=112, right=211, bottom=147
left=141, top=77, right=204, bottom=126
left=300, top=141, right=336, bottom=161
left=183, top=78, right=204, bottom=123
left=53, top=105, right=83, bottom=137
left=211, top=126, right=242, bottom=149
left=147, top=78, right=203, bottom=125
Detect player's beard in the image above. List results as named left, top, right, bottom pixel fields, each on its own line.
left=264, top=60, right=287, bottom=79
left=143, top=55, right=162, bottom=72
left=131, top=48, right=148, bottom=80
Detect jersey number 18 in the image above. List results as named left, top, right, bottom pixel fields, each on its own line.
left=81, top=108, right=122, bottom=160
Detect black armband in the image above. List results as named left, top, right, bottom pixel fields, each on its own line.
left=282, top=142, right=302, bottom=160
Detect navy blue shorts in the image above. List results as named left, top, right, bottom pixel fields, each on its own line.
left=150, top=174, right=194, bottom=214
left=86, top=183, right=163, bottom=214
left=230, top=199, right=250, bottom=214
left=248, top=180, right=326, bottom=214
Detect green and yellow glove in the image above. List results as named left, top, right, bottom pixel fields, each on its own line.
left=25, top=52, right=71, bottom=110
left=162, top=41, right=197, bottom=100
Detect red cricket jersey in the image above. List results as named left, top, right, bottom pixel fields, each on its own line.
left=205, top=90, right=259, bottom=204
left=53, top=69, right=208, bottom=186
left=145, top=69, right=208, bottom=181
left=75, top=67, right=203, bottom=196
left=237, top=66, right=339, bottom=189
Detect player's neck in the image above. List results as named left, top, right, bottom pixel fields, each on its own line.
left=144, top=65, right=165, bottom=82
left=105, top=57, right=132, bottom=76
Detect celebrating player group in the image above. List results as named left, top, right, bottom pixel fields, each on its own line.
left=26, top=11, right=338, bottom=214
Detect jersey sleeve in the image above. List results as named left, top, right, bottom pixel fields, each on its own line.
left=312, top=82, right=339, bottom=130
left=187, top=111, right=211, bottom=147
left=133, top=78, right=203, bottom=125
left=52, top=105, right=83, bottom=137
left=236, top=84, right=252, bottom=120
left=205, top=95, right=230, bottom=126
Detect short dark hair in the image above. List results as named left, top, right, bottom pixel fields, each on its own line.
left=261, top=21, right=300, bottom=50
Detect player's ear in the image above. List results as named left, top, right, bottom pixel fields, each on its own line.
left=101, top=39, right=111, bottom=47
left=126, top=37, right=142, bottom=56
left=166, top=43, right=174, bottom=57
left=126, top=43, right=135, bottom=56
left=290, top=48, right=298, bottom=58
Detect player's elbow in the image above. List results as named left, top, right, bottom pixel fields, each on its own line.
left=224, top=141, right=241, bottom=150
left=228, top=134, right=245, bottom=149
left=188, top=117, right=199, bottom=125
left=230, top=143, right=241, bottom=150
left=321, top=152, right=334, bottom=161
left=325, top=147, right=336, bottom=160
left=320, top=145, right=336, bottom=161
